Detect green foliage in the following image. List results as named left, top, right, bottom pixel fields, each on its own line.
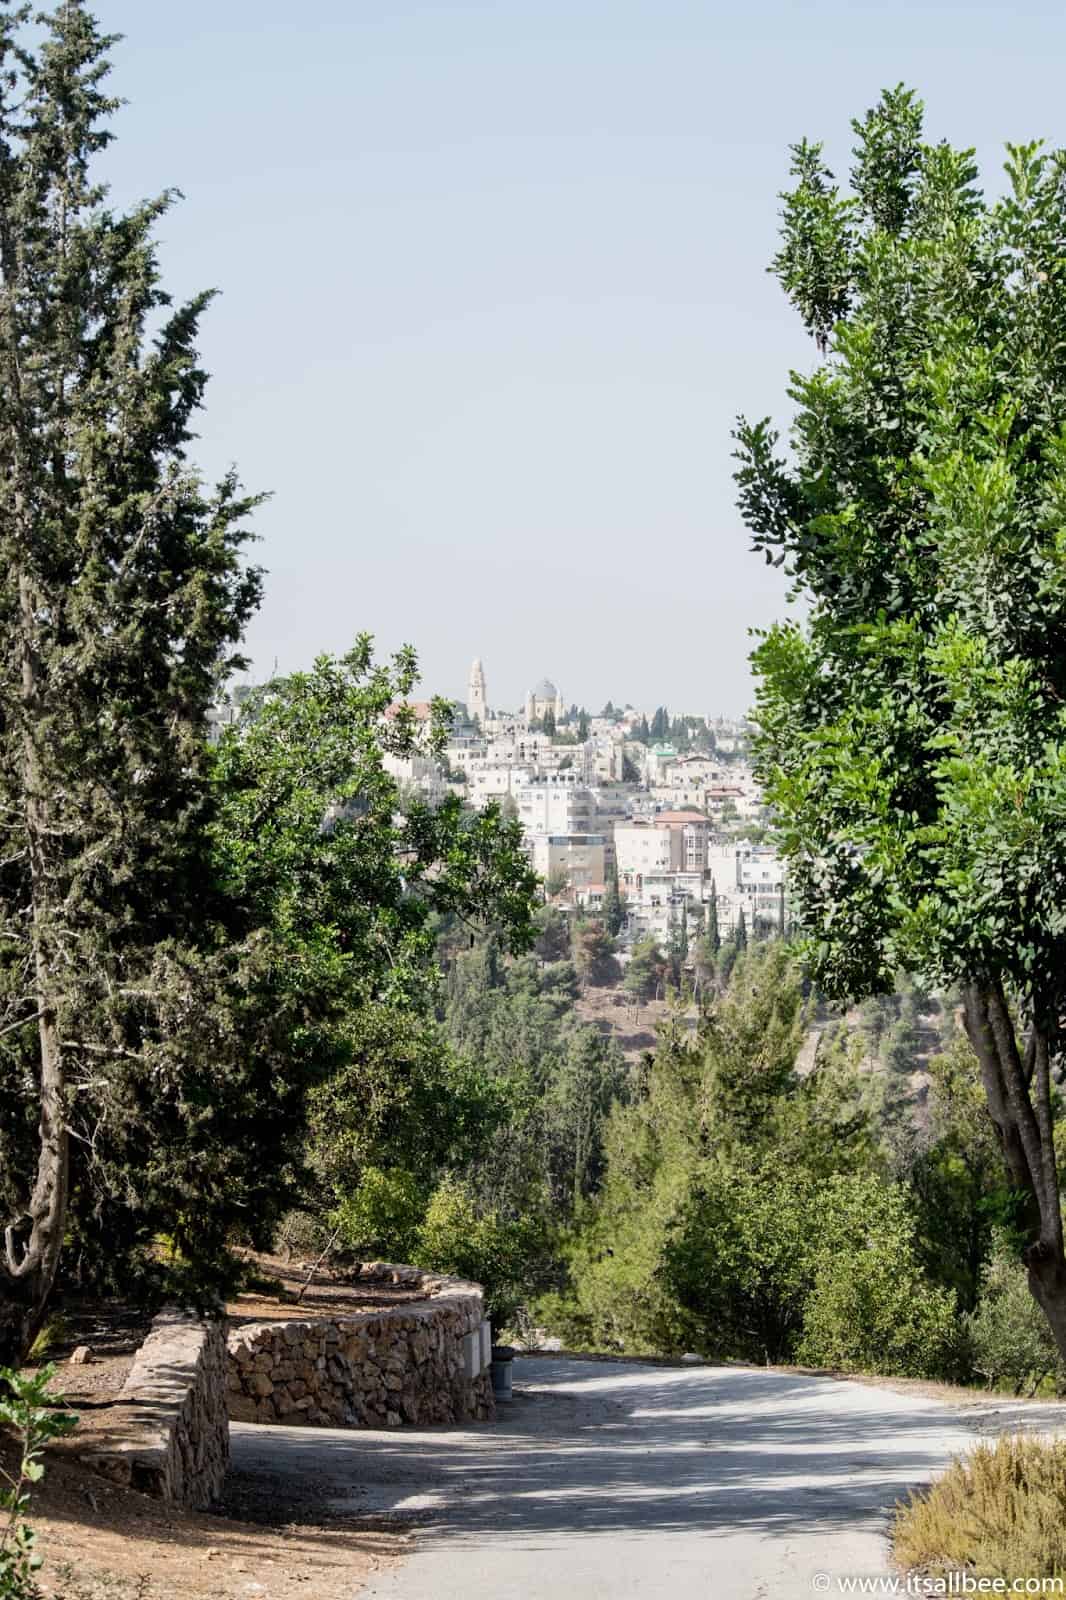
left=794, top=1175, right=960, bottom=1377
left=571, top=920, right=620, bottom=988
left=739, top=88, right=1066, bottom=1011
left=602, top=860, right=625, bottom=938
left=905, top=1034, right=1010, bottom=1312
left=623, top=938, right=663, bottom=1005
left=0, top=1, right=262, bottom=1359
left=738, top=84, right=1066, bottom=1363
left=414, top=1177, right=552, bottom=1330
left=548, top=946, right=961, bottom=1375
left=209, top=643, right=536, bottom=1239
left=0, top=1366, right=78, bottom=1598
left=966, top=1238, right=1064, bottom=1393
left=333, top=1168, right=427, bottom=1264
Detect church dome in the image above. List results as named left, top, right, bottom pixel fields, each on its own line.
left=532, top=677, right=557, bottom=698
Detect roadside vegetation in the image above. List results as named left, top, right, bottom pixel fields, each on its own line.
left=894, top=1436, right=1066, bottom=1583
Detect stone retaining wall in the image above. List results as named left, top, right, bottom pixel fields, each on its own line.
left=81, top=1309, right=228, bottom=1509
left=227, top=1264, right=495, bottom=1428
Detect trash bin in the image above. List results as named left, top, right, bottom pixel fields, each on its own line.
left=490, top=1344, right=515, bottom=1401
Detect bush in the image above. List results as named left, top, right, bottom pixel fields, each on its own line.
left=414, top=1177, right=552, bottom=1331
left=0, top=1365, right=78, bottom=1599
left=894, top=1435, right=1066, bottom=1581
left=333, top=1167, right=427, bottom=1264
left=798, top=1248, right=960, bottom=1378
left=965, top=1240, right=1063, bottom=1394
left=796, top=1175, right=962, bottom=1379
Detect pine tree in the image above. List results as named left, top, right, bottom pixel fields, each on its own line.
left=543, top=707, right=556, bottom=737
left=577, top=709, right=590, bottom=741
left=735, top=907, right=748, bottom=952
left=0, top=4, right=260, bottom=1363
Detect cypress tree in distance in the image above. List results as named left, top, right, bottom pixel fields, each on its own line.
left=707, top=878, right=721, bottom=956
left=603, top=857, right=625, bottom=938
left=0, top=4, right=260, bottom=1362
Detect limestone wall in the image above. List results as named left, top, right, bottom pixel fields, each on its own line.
left=81, top=1309, right=229, bottom=1509
left=227, top=1264, right=495, bottom=1428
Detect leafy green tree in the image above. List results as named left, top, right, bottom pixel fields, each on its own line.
left=548, top=946, right=899, bottom=1362
left=533, top=905, right=571, bottom=963
left=623, top=938, right=663, bottom=1005
left=736, top=86, right=1066, bottom=1356
left=794, top=1175, right=961, bottom=1377
left=543, top=866, right=569, bottom=900
left=415, top=1175, right=553, bottom=1330
left=542, top=707, right=556, bottom=738
left=905, top=1034, right=1010, bottom=1312
left=0, top=4, right=262, bottom=1363
left=571, top=919, right=619, bottom=989
left=210, top=643, right=537, bottom=1237
left=667, top=905, right=690, bottom=989
left=544, top=1027, right=630, bottom=1206
left=577, top=710, right=590, bottom=740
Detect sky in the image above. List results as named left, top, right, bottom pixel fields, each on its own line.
left=91, top=0, right=1066, bottom=716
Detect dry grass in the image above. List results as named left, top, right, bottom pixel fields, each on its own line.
left=894, top=1433, right=1066, bottom=1582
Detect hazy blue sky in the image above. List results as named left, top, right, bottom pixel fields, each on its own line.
left=94, top=1, right=1066, bottom=715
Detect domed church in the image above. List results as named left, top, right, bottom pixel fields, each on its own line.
left=524, top=678, right=564, bottom=724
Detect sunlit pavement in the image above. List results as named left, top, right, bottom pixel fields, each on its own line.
left=231, top=1357, right=983, bottom=1600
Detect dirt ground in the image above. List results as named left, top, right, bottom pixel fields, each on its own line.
left=14, top=1257, right=436, bottom=1597
left=226, top=1255, right=428, bottom=1327
left=574, top=987, right=697, bottom=1063
left=10, top=1430, right=400, bottom=1600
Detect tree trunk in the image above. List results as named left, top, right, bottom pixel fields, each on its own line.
left=962, top=978, right=1066, bottom=1364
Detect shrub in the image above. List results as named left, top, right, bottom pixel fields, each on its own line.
left=965, top=1240, right=1063, bottom=1394
left=798, top=1248, right=960, bottom=1378
left=796, top=1174, right=962, bottom=1379
left=414, top=1177, right=552, bottom=1331
left=894, top=1435, right=1066, bottom=1581
left=332, top=1167, right=427, bottom=1264
left=1, top=1366, right=78, bottom=1599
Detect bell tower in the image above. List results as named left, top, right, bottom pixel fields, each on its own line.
left=468, top=658, right=487, bottom=726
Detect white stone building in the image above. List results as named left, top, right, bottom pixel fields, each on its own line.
left=524, top=677, right=565, bottom=725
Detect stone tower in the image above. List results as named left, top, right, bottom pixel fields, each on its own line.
left=468, top=658, right=487, bottom=726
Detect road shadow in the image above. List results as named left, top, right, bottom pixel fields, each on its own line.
left=229, top=1358, right=978, bottom=1548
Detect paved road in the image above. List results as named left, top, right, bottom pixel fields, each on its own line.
left=232, top=1357, right=987, bottom=1600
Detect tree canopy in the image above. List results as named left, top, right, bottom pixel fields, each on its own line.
left=736, top=85, right=1066, bottom=1355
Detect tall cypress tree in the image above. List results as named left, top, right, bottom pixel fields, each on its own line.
left=707, top=878, right=721, bottom=956
left=603, top=857, right=625, bottom=937
left=0, top=4, right=260, bottom=1362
